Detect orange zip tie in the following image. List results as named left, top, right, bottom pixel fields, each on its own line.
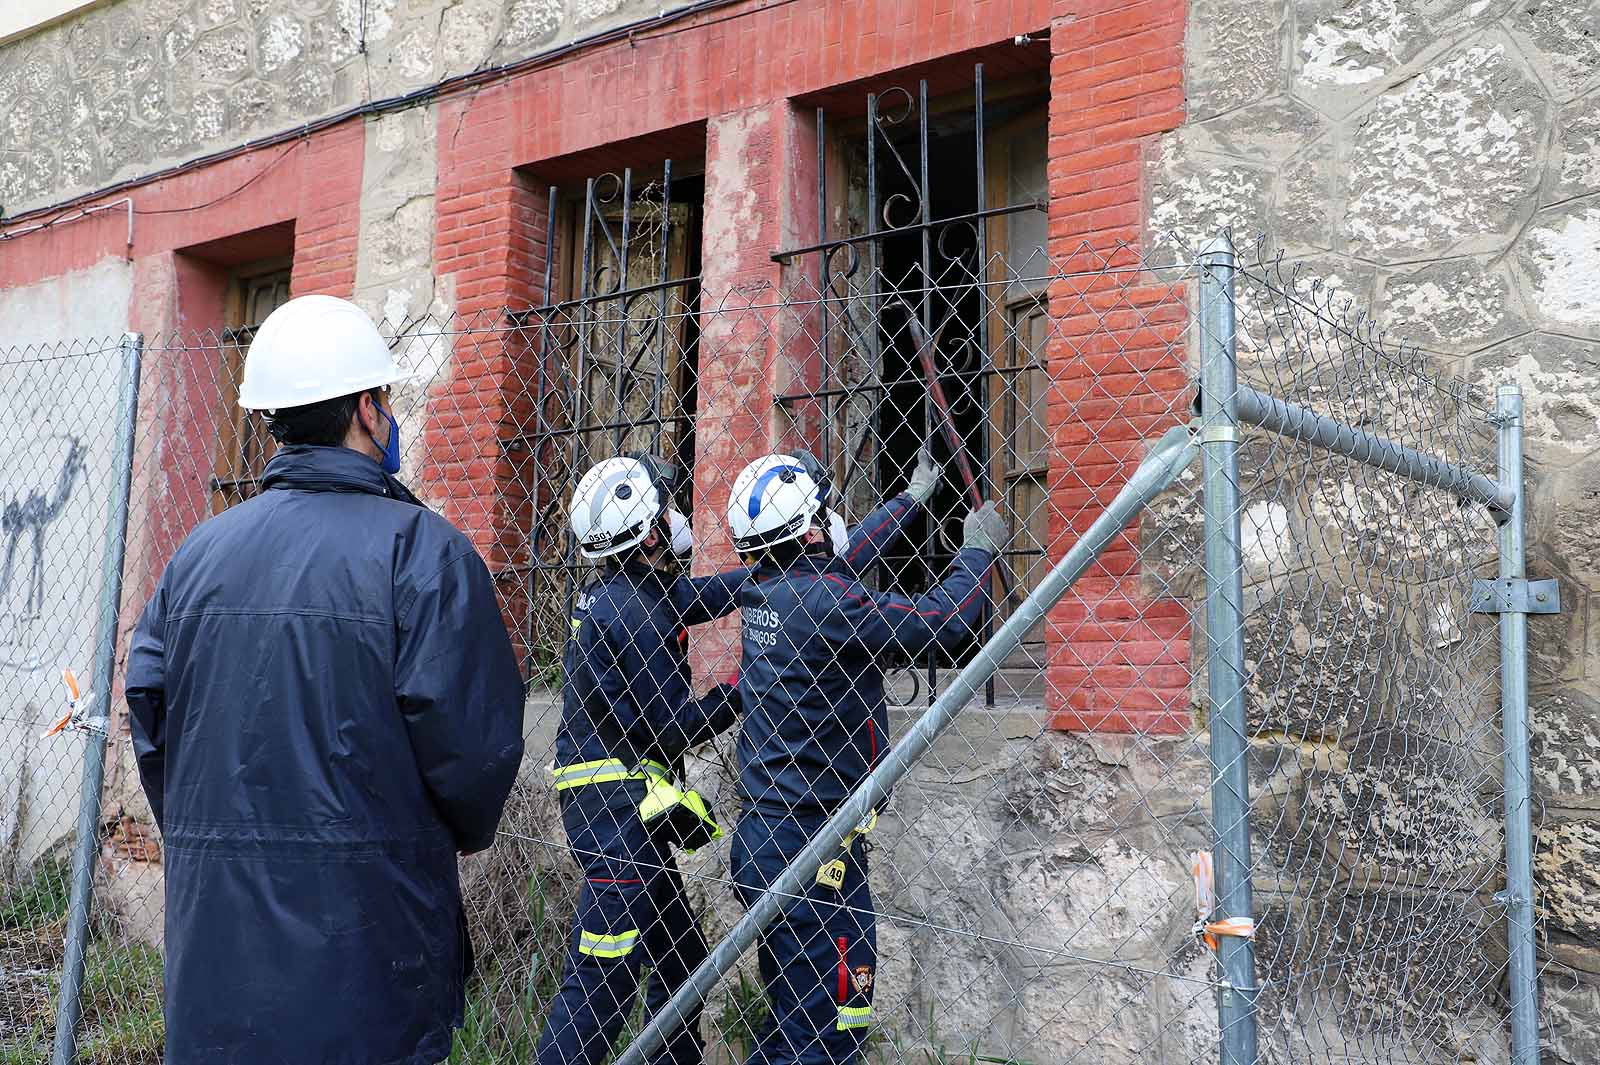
left=1199, top=917, right=1257, bottom=952
left=42, top=669, right=82, bottom=738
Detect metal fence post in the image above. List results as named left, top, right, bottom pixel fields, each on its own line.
left=1495, top=383, right=1540, bottom=1065
left=51, top=332, right=144, bottom=1065
left=611, top=424, right=1201, bottom=1065
left=1198, top=234, right=1260, bottom=1065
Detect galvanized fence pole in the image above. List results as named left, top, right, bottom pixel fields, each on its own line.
left=612, top=424, right=1201, bottom=1065
left=1198, top=234, right=1260, bottom=1065
left=1495, top=383, right=1540, bottom=1065
left=1233, top=385, right=1512, bottom=518
left=51, top=332, right=144, bottom=1065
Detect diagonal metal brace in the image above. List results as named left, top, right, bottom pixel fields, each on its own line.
left=1471, top=578, right=1561, bottom=615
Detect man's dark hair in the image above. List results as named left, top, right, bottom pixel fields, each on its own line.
left=265, top=388, right=381, bottom=447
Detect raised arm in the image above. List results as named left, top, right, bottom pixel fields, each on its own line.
left=675, top=566, right=756, bottom=626
left=607, top=611, right=740, bottom=758
left=819, top=502, right=1006, bottom=657
left=816, top=548, right=992, bottom=658
left=834, top=444, right=941, bottom=576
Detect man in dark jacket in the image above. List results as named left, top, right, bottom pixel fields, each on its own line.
left=723, top=451, right=1004, bottom=1064
left=536, top=449, right=935, bottom=1065
left=125, top=295, right=525, bottom=1065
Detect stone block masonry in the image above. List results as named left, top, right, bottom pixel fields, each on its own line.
left=0, top=0, right=1597, bottom=1058
left=1152, top=0, right=1600, bottom=1057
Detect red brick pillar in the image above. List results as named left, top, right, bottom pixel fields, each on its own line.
left=434, top=88, right=549, bottom=662
left=689, top=102, right=820, bottom=687
left=289, top=122, right=364, bottom=298
left=1043, top=0, right=1191, bottom=733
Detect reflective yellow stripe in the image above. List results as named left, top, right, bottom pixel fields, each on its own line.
left=836, top=1005, right=873, bottom=1030
left=578, top=928, right=640, bottom=958
left=551, top=759, right=671, bottom=791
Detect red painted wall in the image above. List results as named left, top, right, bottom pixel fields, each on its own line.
left=1, top=0, right=1191, bottom=733
left=432, top=0, right=1191, bottom=728
left=0, top=124, right=362, bottom=298
left=1043, top=0, right=1190, bottom=732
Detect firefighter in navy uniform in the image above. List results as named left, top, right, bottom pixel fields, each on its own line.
left=535, top=450, right=937, bottom=1065
left=724, top=452, right=1006, bottom=1065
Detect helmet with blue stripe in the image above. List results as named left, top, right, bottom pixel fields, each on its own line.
left=726, top=452, right=829, bottom=553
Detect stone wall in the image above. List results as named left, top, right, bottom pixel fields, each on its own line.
left=0, top=0, right=694, bottom=221
left=1153, top=0, right=1600, bottom=1060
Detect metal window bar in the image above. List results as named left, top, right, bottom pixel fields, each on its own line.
left=514, top=163, right=701, bottom=679
left=771, top=64, right=1052, bottom=708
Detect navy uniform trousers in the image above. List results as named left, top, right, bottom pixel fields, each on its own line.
left=535, top=778, right=707, bottom=1065
left=732, top=809, right=876, bottom=1065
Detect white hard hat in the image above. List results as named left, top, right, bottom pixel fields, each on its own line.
left=571, top=457, right=666, bottom=559
left=239, top=295, right=407, bottom=410
left=726, top=453, right=826, bottom=553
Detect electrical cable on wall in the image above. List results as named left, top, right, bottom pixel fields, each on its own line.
left=0, top=0, right=775, bottom=236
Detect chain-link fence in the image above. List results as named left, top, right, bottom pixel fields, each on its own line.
left=0, top=226, right=1539, bottom=1065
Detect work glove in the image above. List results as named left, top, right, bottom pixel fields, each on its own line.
left=706, top=683, right=741, bottom=734
left=962, top=501, right=1008, bottom=555
left=905, top=443, right=942, bottom=505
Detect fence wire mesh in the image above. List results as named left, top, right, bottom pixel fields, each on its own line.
left=0, top=233, right=1524, bottom=1065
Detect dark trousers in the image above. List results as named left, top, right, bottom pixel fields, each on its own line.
left=535, top=782, right=708, bottom=1065
left=732, top=810, right=876, bottom=1065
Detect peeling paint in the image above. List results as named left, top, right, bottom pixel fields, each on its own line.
left=257, top=14, right=304, bottom=74
left=575, top=0, right=630, bottom=22
left=505, top=0, right=563, bottom=46
left=1347, top=44, right=1543, bottom=258
left=1298, top=0, right=1422, bottom=87
left=1241, top=500, right=1291, bottom=569
left=1521, top=205, right=1600, bottom=328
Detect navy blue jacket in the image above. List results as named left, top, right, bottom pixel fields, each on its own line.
left=556, top=493, right=920, bottom=771
left=557, top=561, right=748, bottom=768
left=736, top=543, right=992, bottom=815
left=125, top=445, right=525, bottom=1065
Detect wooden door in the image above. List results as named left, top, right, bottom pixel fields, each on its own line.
left=984, top=112, right=1050, bottom=626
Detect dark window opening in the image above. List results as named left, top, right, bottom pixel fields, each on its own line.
left=843, top=89, right=1047, bottom=677
left=211, top=262, right=292, bottom=513
left=780, top=67, right=1049, bottom=699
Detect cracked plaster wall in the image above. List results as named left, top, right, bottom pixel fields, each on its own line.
left=1157, top=1, right=1600, bottom=1059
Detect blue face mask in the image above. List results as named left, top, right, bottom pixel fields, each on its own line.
left=370, top=403, right=401, bottom=475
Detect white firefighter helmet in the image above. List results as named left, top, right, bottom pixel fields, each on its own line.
left=239, top=295, right=407, bottom=411
left=570, top=456, right=667, bottom=559
left=726, top=453, right=828, bottom=553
